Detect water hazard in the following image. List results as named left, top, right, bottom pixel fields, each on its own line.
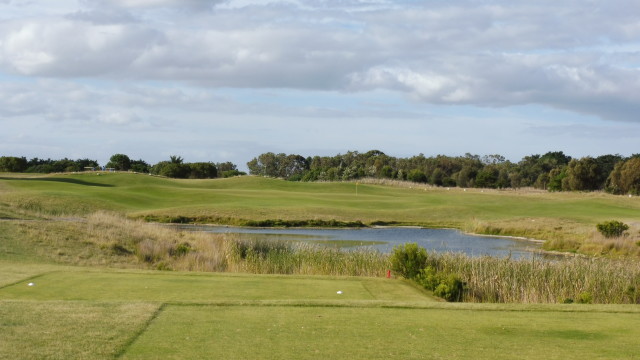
left=180, top=225, right=545, bottom=259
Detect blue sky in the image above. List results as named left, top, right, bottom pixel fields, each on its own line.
left=1, top=0, right=639, bottom=170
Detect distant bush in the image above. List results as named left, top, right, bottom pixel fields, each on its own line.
left=597, top=220, right=629, bottom=238
left=390, top=243, right=427, bottom=279
left=220, top=169, right=245, bottom=178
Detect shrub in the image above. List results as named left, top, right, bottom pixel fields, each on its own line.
left=171, top=242, right=192, bottom=257
left=390, top=243, right=428, bottom=279
left=415, top=266, right=465, bottom=302
left=415, top=267, right=466, bottom=302
left=596, top=220, right=629, bottom=238
left=434, top=274, right=465, bottom=302
left=577, top=292, right=593, bottom=304
left=415, top=266, right=440, bottom=290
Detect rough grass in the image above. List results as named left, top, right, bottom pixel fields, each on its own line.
left=0, top=211, right=390, bottom=277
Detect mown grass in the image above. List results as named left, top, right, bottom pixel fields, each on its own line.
left=125, top=305, right=640, bottom=360
left=1, top=173, right=639, bottom=251
left=2, top=262, right=640, bottom=359
left=0, top=270, right=430, bottom=302
left=0, top=300, right=160, bottom=360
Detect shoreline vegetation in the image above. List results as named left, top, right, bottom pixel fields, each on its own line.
left=1, top=212, right=638, bottom=304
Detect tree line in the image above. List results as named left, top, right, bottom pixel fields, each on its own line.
left=247, top=150, right=640, bottom=195
left=2, top=150, right=639, bottom=194
left=0, top=154, right=244, bottom=179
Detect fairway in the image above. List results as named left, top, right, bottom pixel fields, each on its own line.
left=2, top=172, right=640, bottom=245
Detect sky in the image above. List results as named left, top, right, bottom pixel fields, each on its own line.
left=1, top=0, right=640, bottom=170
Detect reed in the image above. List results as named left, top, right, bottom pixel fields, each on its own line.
left=423, top=251, right=640, bottom=304
left=84, top=212, right=389, bottom=276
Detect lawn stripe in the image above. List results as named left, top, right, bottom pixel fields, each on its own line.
left=160, top=300, right=640, bottom=314
left=114, top=303, right=167, bottom=359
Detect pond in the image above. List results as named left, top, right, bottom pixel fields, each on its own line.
left=179, top=225, right=546, bottom=259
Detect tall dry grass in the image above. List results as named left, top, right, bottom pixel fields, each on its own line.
left=86, top=212, right=389, bottom=276
left=424, top=252, right=640, bottom=304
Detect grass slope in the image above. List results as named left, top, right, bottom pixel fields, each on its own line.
left=1, top=172, right=639, bottom=244
left=2, top=262, right=639, bottom=360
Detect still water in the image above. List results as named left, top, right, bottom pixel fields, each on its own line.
left=180, top=225, right=544, bottom=259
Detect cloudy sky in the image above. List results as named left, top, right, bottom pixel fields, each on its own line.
left=1, top=0, right=639, bottom=169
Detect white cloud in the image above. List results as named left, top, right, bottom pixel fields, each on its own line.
left=0, top=19, right=162, bottom=76
left=88, top=0, right=223, bottom=10
left=0, top=0, right=639, bottom=125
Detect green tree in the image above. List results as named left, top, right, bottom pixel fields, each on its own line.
left=594, top=154, right=623, bottom=189
left=607, top=157, right=640, bottom=195
left=0, top=156, right=28, bottom=172
left=216, top=162, right=237, bottom=173
left=106, top=154, right=131, bottom=171
left=152, top=157, right=189, bottom=178
left=547, top=167, right=567, bottom=192
left=407, top=169, right=427, bottom=183
left=430, top=168, right=445, bottom=186
left=563, top=157, right=599, bottom=191
left=475, top=166, right=498, bottom=188
left=187, top=162, right=217, bottom=179
left=130, top=159, right=150, bottom=173
left=75, top=158, right=99, bottom=171
left=169, top=155, right=184, bottom=164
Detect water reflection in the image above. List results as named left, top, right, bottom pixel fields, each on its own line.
left=179, top=225, right=546, bottom=259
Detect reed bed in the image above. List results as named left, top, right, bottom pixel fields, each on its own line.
left=85, top=212, right=389, bottom=277
left=424, top=252, right=640, bottom=304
